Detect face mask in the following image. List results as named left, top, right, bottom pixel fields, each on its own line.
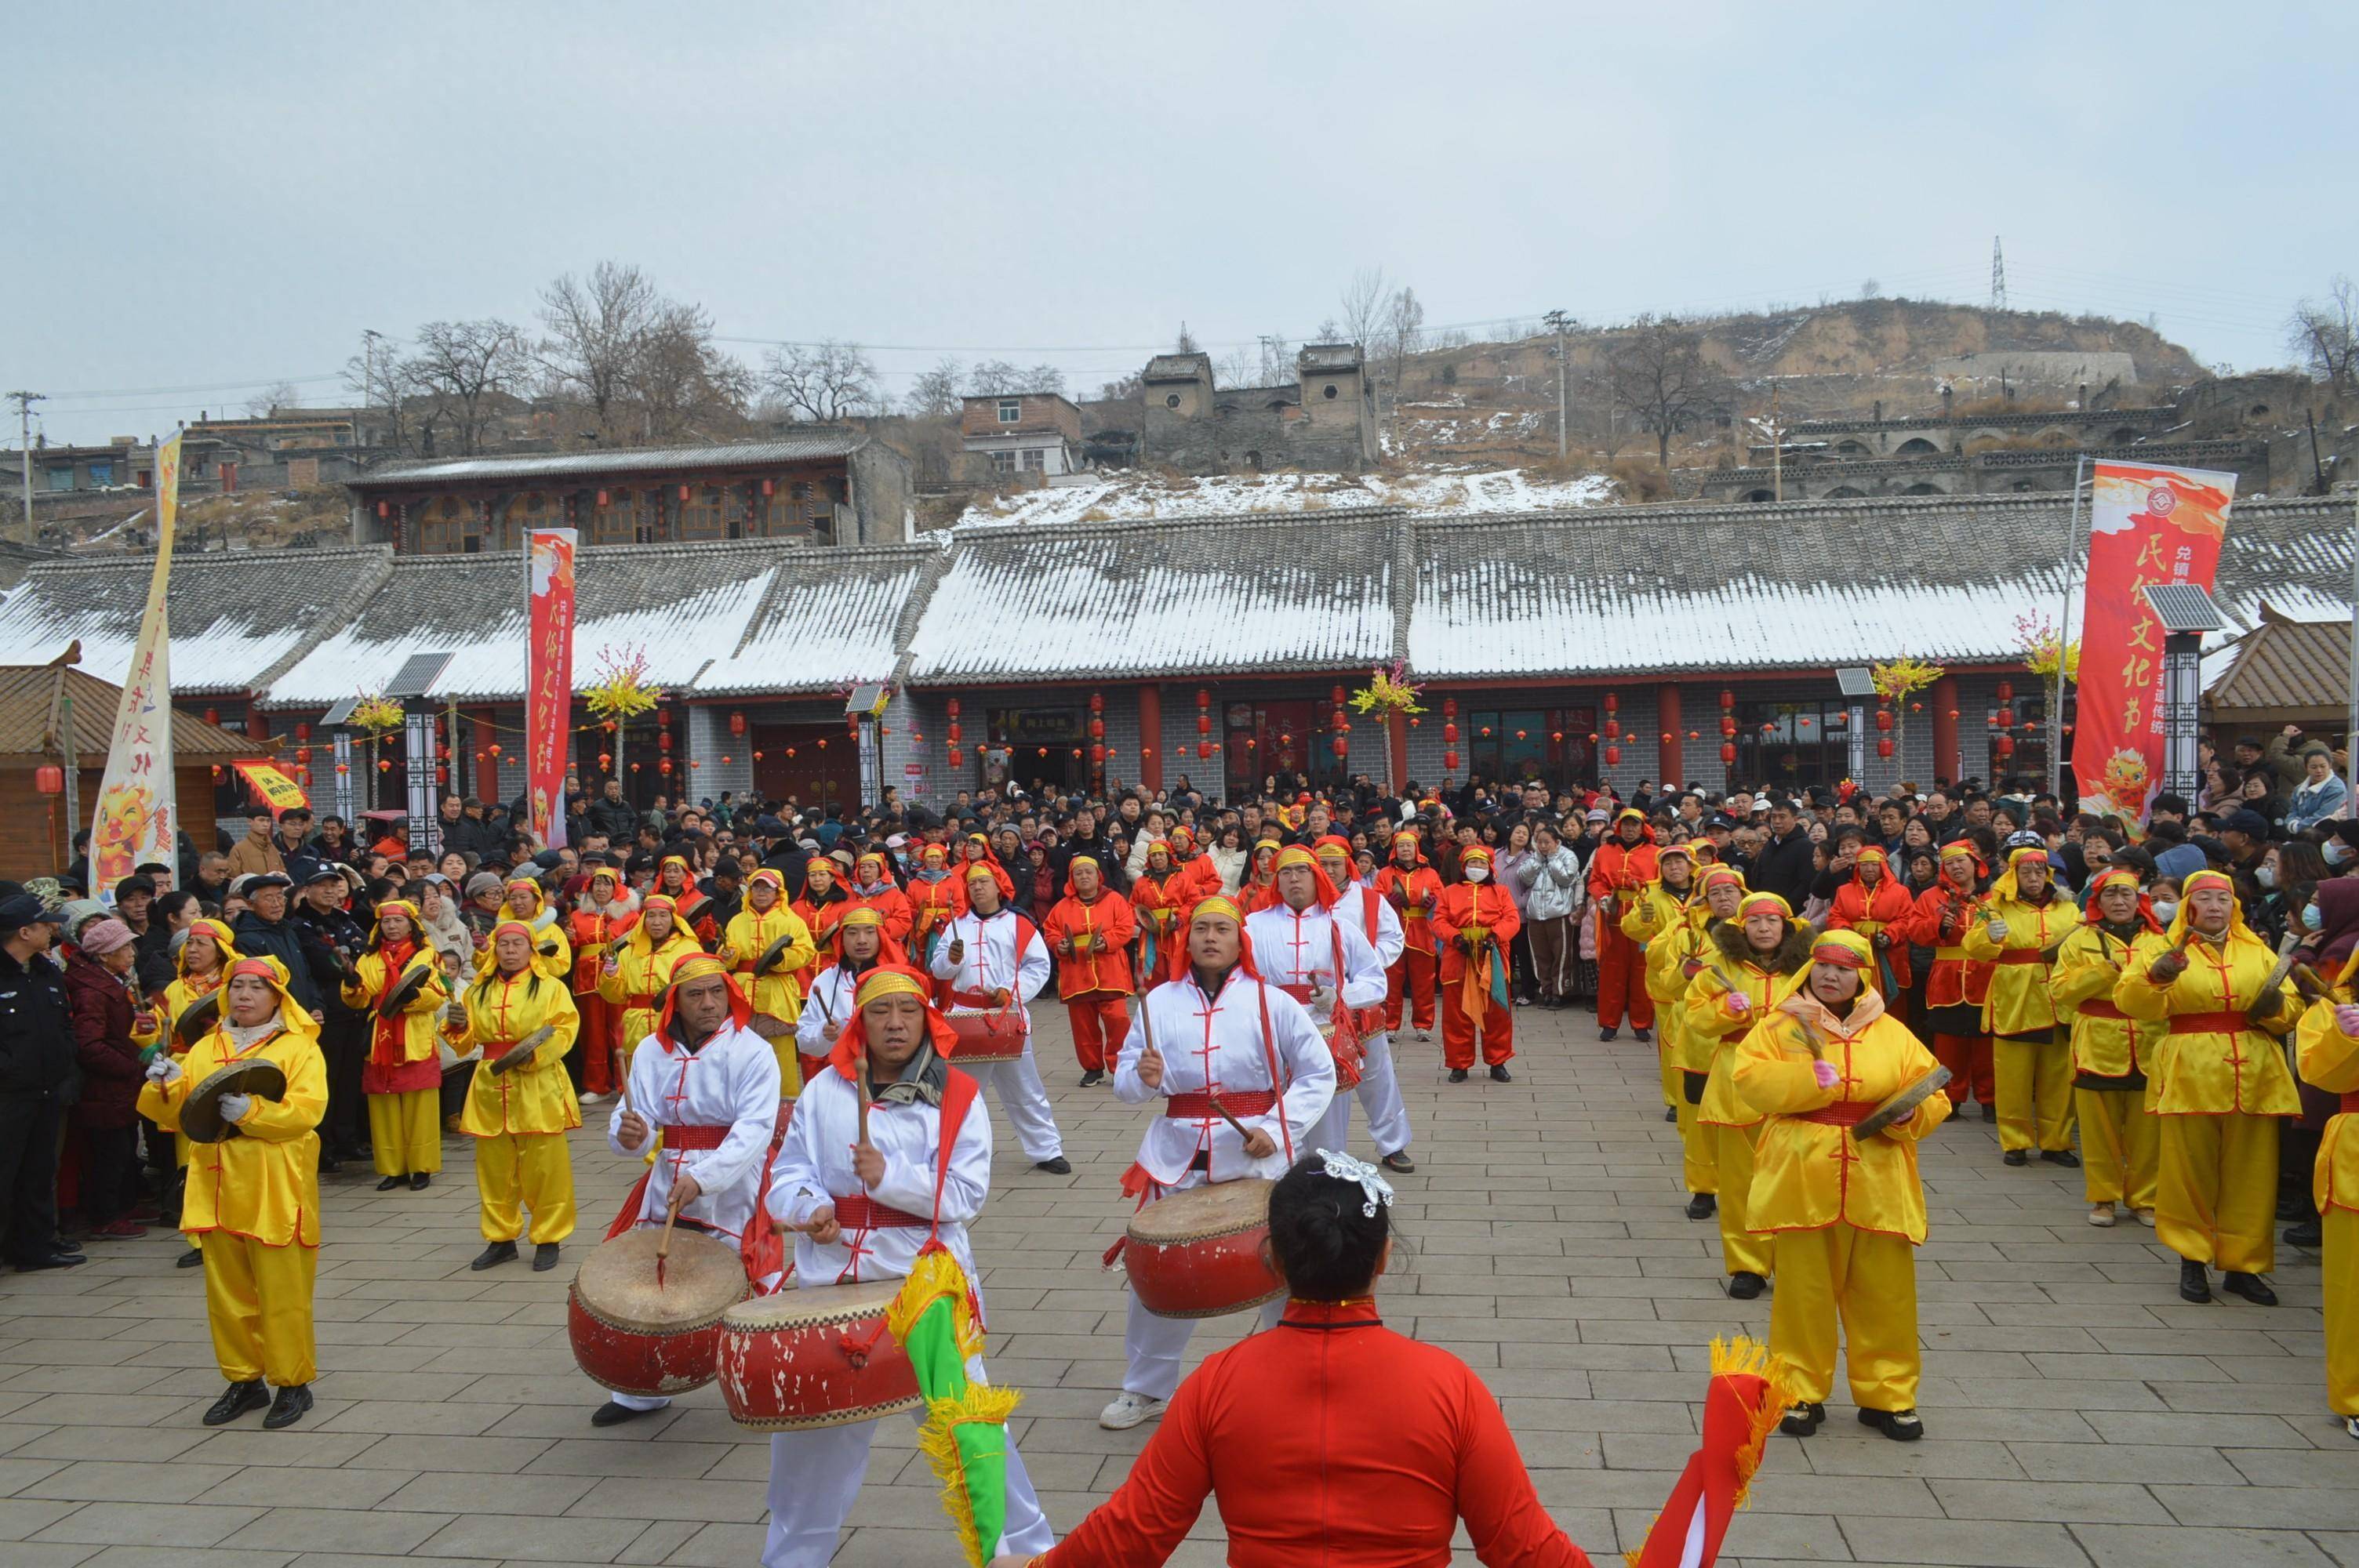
left=1464, top=865, right=1490, bottom=883
left=2303, top=902, right=2324, bottom=931
left=2328, top=840, right=2353, bottom=866
left=2152, top=900, right=2179, bottom=927
left=2257, top=866, right=2277, bottom=890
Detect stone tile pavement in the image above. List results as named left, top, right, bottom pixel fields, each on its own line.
left=0, top=1004, right=2353, bottom=1567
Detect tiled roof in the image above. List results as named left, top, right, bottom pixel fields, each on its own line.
left=903, top=514, right=1398, bottom=683
left=2205, top=609, right=2353, bottom=714
left=1141, top=354, right=1212, bottom=383
left=0, top=663, right=253, bottom=759
left=0, top=546, right=393, bottom=697
left=347, top=434, right=869, bottom=488
left=696, top=545, right=933, bottom=696
left=1297, top=343, right=1361, bottom=372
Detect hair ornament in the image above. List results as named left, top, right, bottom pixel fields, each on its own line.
left=1315, top=1147, right=1396, bottom=1219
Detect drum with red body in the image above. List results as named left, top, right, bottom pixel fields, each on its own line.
left=1278, top=982, right=1364, bottom=1090
left=945, top=1006, right=1028, bottom=1065
left=1123, top=1178, right=1285, bottom=1319
left=568, top=1227, right=747, bottom=1396
left=717, top=1278, right=924, bottom=1431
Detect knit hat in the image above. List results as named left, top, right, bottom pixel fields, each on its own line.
left=77, top=917, right=136, bottom=956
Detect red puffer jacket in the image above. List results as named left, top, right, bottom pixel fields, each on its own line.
left=65, top=950, right=145, bottom=1130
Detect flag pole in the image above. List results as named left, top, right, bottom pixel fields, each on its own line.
left=2053, top=456, right=2088, bottom=800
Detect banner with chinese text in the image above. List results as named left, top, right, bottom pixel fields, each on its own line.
left=526, top=528, right=578, bottom=848
left=2072, top=460, right=2236, bottom=823
left=90, top=435, right=183, bottom=903
left=232, top=760, right=310, bottom=813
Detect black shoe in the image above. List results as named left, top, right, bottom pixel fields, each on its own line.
left=1663, top=1105, right=1677, bottom=1122
left=318, top=1156, right=341, bottom=1174
left=1631, top=1027, right=1652, bottom=1044
left=1034, top=1157, right=1073, bottom=1175
left=2002, top=1149, right=2029, bottom=1167
left=2222, top=1272, right=2277, bottom=1306
left=12, top=1250, right=85, bottom=1272
left=1981, top=1104, right=1998, bottom=1123
left=2284, top=1218, right=2324, bottom=1248
left=262, top=1383, right=313, bottom=1429
left=1727, top=1271, right=1766, bottom=1301
left=1489, top=1065, right=1512, bottom=1083
left=1599, top=1026, right=1619, bottom=1042
left=1779, top=1400, right=1825, bottom=1436
left=176, top=1247, right=203, bottom=1269
left=376, top=1175, right=403, bottom=1192
left=591, top=1399, right=656, bottom=1428
left=533, top=1243, right=562, bottom=1272
left=409, top=1173, right=431, bottom=1192
left=2179, top=1258, right=2212, bottom=1303
left=1447, top=1068, right=1469, bottom=1083
left=1380, top=1151, right=1416, bottom=1174
left=203, top=1379, right=270, bottom=1426
left=2041, top=1149, right=2082, bottom=1169
left=1685, top=1193, right=1717, bottom=1220
left=1858, top=1406, right=1924, bottom=1442
left=471, top=1240, right=518, bottom=1271
left=1078, top=1069, right=1104, bottom=1088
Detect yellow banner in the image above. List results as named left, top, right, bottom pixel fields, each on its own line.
left=89, top=434, right=182, bottom=902
left=233, top=760, right=309, bottom=813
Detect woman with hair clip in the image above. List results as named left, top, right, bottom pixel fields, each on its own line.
left=1001, top=1150, right=1593, bottom=1567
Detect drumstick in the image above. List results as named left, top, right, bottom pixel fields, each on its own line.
left=656, top=1181, right=683, bottom=1290
left=1203, top=1093, right=1255, bottom=1142
left=854, top=1044, right=871, bottom=1149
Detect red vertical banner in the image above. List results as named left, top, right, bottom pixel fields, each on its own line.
left=2073, top=461, right=2236, bottom=822
left=526, top=528, right=578, bottom=848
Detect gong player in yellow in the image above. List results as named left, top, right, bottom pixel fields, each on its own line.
left=2293, top=961, right=2359, bottom=1440
left=449, top=919, right=583, bottom=1273
left=598, top=893, right=702, bottom=1080
left=138, top=955, right=328, bottom=1430
left=722, top=866, right=817, bottom=1093
left=1733, top=928, right=1949, bottom=1443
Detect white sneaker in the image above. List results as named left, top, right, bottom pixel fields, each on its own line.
left=579, top=1092, right=607, bottom=1106
left=2087, top=1203, right=2117, bottom=1228
left=2132, top=1208, right=2157, bottom=1228
left=1099, top=1392, right=1167, bottom=1431
left=2343, top=1414, right=2359, bottom=1443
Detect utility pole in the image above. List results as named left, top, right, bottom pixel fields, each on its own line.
left=1768, top=379, right=1783, bottom=502
left=1990, top=236, right=2008, bottom=311
left=1542, top=310, right=1572, bottom=460
left=8, top=390, right=43, bottom=546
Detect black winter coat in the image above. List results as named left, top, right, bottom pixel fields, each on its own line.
left=0, top=947, right=75, bottom=1101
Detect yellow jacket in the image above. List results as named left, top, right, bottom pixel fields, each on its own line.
left=1686, top=951, right=1789, bottom=1128
left=1960, top=890, right=2074, bottom=1037
left=137, top=1013, right=327, bottom=1247
left=160, top=974, right=225, bottom=1057
left=340, top=947, right=448, bottom=1065
left=597, top=929, right=703, bottom=1048
left=2047, top=922, right=2153, bottom=1081
left=1621, top=882, right=1703, bottom=1004
left=722, top=902, right=817, bottom=1024
left=2112, top=930, right=2299, bottom=1116
left=447, top=968, right=581, bottom=1136
left=2294, top=993, right=2359, bottom=1217
left=1732, top=992, right=1949, bottom=1241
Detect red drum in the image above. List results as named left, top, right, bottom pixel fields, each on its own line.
left=1279, top=982, right=1364, bottom=1091
left=568, top=1227, right=748, bottom=1396
left=945, top=1006, right=1027, bottom=1065
left=1124, top=1178, right=1284, bottom=1319
left=718, top=1279, right=923, bottom=1431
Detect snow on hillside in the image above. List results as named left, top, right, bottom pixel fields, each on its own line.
left=955, top=466, right=1617, bottom=529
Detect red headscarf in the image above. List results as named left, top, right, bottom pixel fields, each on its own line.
left=827, top=963, right=958, bottom=1074
left=654, top=952, right=754, bottom=1039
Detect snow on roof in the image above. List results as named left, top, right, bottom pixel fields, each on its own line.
left=0, top=545, right=391, bottom=697
left=906, top=514, right=1396, bottom=683
left=696, top=546, right=932, bottom=695
left=954, top=467, right=1616, bottom=531
left=348, top=433, right=867, bottom=488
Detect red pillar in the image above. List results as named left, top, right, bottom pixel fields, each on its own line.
left=1931, top=677, right=1961, bottom=788
left=1388, top=711, right=1408, bottom=793
left=476, top=706, right=500, bottom=801
left=1656, top=682, right=1682, bottom=788
left=245, top=710, right=270, bottom=741
left=1136, top=684, right=1163, bottom=793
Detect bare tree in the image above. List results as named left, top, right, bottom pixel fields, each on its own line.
left=1379, top=285, right=1426, bottom=390
left=343, top=331, right=411, bottom=452
left=539, top=262, right=663, bottom=434
left=630, top=302, right=753, bottom=439
left=245, top=380, right=300, bottom=419
left=1213, top=347, right=1256, bottom=388
left=1338, top=267, right=1388, bottom=349
left=1255, top=334, right=1295, bottom=384
left=1096, top=373, right=1142, bottom=401
left=904, top=358, right=965, bottom=419
left=1023, top=363, right=1067, bottom=397
left=965, top=360, right=1023, bottom=396
left=402, top=319, right=529, bottom=455
left=1173, top=323, right=1199, bottom=354
left=2288, top=276, right=2359, bottom=396
left=1605, top=315, right=1732, bottom=471
left=763, top=339, right=880, bottom=422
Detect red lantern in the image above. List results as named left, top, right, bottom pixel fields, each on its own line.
left=1995, top=680, right=2014, bottom=704
left=1604, top=744, right=1622, bottom=767
left=689, top=759, right=701, bottom=769
left=1798, top=717, right=1812, bottom=728
left=1721, top=716, right=1737, bottom=737
left=659, top=758, right=674, bottom=775
left=1195, top=688, right=1209, bottom=709
left=1875, top=709, right=1893, bottom=731
left=1332, top=736, right=1347, bottom=757
left=1089, top=717, right=1104, bottom=740
left=1480, top=726, right=1493, bottom=738
left=1604, top=717, right=1619, bottom=741
left=1996, top=705, right=2015, bottom=731
left=1443, top=722, right=1459, bottom=744
left=1719, top=689, right=1734, bottom=710
left=1515, top=730, right=1528, bottom=740
left=1603, top=692, right=1619, bottom=713
left=598, top=752, right=612, bottom=770
left=1198, top=742, right=1210, bottom=760
left=658, top=730, right=673, bottom=753
left=1877, top=737, right=1895, bottom=759
left=947, top=723, right=962, bottom=747
left=379, top=759, right=393, bottom=773
left=1443, top=749, right=1461, bottom=771
left=1552, top=731, right=1564, bottom=742
left=33, top=764, right=61, bottom=795
left=295, top=722, right=311, bottom=741
left=947, top=697, right=962, bottom=719
left=721, top=755, right=732, bottom=766
left=1197, top=713, right=1212, bottom=735
left=1330, top=685, right=1347, bottom=706
left=1089, top=692, right=1104, bottom=715
left=1994, top=735, right=2015, bottom=760
left=488, top=742, right=503, bottom=757
left=784, top=747, right=796, bottom=758
left=753, top=750, right=765, bottom=762
left=1443, top=697, right=1457, bottom=719
left=1721, top=742, right=1738, bottom=764
left=334, top=762, right=348, bottom=775
left=203, top=707, right=220, bottom=725
left=656, top=704, right=671, bottom=727
left=295, top=767, right=310, bottom=786
left=729, top=710, right=746, bottom=736
left=816, top=738, right=827, bottom=750
left=1038, top=746, right=1049, bottom=757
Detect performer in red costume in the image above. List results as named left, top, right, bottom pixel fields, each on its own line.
left=1588, top=808, right=1659, bottom=1043
left=1372, top=829, right=1442, bottom=1038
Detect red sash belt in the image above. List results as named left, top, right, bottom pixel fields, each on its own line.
left=832, top=1193, right=925, bottom=1230
left=1166, top=1090, right=1278, bottom=1120
left=625, top=993, right=656, bottom=1010
left=1992, top=951, right=2048, bottom=966
left=663, top=1123, right=732, bottom=1152
left=1795, top=1101, right=1879, bottom=1127
left=2168, top=1013, right=2253, bottom=1035
left=2075, top=999, right=2127, bottom=1020
left=2342, top=1091, right=2358, bottom=1115
left=948, top=989, right=1006, bottom=1011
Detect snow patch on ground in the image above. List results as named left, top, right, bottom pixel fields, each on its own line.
left=954, top=466, right=1617, bottom=528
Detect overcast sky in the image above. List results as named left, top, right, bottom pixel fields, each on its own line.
left=12, top=2, right=2353, bottom=446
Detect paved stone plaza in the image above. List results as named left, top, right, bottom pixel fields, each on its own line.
left=0, top=1006, right=2353, bottom=1568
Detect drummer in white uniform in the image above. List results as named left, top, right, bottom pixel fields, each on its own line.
left=927, top=863, right=1069, bottom=1174
left=1314, top=834, right=1414, bottom=1172
left=761, top=963, right=1057, bottom=1568
left=793, top=906, right=894, bottom=1063
left=593, top=953, right=781, bottom=1427
left=1100, top=895, right=1335, bottom=1432
left=1245, top=845, right=1389, bottom=1169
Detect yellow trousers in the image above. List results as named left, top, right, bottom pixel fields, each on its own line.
left=1677, top=1091, right=1717, bottom=1195
left=1713, top=1123, right=1772, bottom=1276
left=473, top=1131, right=576, bottom=1244
left=2157, top=1112, right=2278, bottom=1274
left=2327, top=1207, right=2357, bottom=1417
left=1770, top=1223, right=1920, bottom=1411
left=766, top=1035, right=805, bottom=1099
left=368, top=1090, right=442, bottom=1178
left=2076, top=1087, right=2157, bottom=1210
left=1658, top=1039, right=1681, bottom=1109
left=202, top=1232, right=318, bottom=1388
left=1994, top=1030, right=2075, bottom=1153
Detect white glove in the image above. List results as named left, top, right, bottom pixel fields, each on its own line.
left=145, top=1054, right=182, bottom=1085
left=216, top=1092, right=253, bottom=1126
left=1985, top=919, right=2009, bottom=942
left=2335, top=1004, right=2359, bottom=1039
left=1812, top=1059, right=1841, bottom=1089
